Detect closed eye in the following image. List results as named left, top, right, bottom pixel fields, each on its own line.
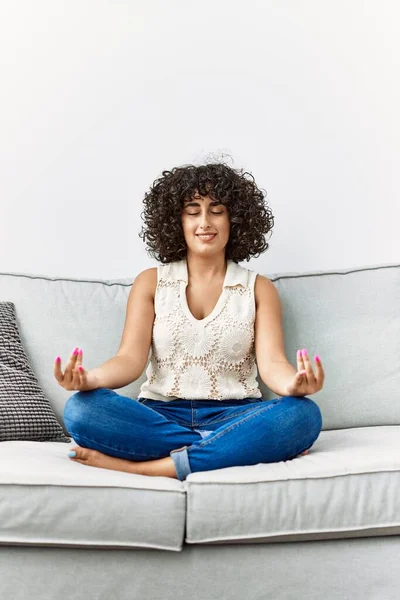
left=188, top=212, right=223, bottom=216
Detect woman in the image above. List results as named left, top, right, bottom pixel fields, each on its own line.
left=58, top=163, right=324, bottom=481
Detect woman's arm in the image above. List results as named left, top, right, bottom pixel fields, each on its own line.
left=90, top=268, right=157, bottom=390
left=254, top=275, right=297, bottom=396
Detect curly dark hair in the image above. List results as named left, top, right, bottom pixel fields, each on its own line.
left=138, top=161, right=275, bottom=263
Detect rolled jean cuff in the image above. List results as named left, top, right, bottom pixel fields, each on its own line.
left=170, top=446, right=191, bottom=481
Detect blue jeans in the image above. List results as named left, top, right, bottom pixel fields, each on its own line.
left=63, top=389, right=323, bottom=481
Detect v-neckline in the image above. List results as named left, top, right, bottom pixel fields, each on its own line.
left=179, top=259, right=231, bottom=326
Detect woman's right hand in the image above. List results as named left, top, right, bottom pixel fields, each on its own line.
left=54, top=347, right=100, bottom=391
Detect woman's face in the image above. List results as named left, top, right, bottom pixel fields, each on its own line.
left=181, top=193, right=230, bottom=256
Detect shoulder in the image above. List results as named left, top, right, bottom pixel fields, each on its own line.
left=132, top=267, right=158, bottom=299
left=254, top=274, right=279, bottom=307
left=134, top=266, right=158, bottom=282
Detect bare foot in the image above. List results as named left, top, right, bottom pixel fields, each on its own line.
left=68, top=445, right=145, bottom=475
left=297, top=450, right=309, bottom=457
left=68, top=445, right=310, bottom=476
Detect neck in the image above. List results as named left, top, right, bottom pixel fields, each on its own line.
left=185, top=252, right=228, bottom=284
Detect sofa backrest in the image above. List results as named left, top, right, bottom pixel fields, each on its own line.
left=1, top=261, right=399, bottom=433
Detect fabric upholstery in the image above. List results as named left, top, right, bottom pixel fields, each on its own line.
left=0, top=263, right=399, bottom=599
left=0, top=302, right=70, bottom=442
left=0, top=261, right=399, bottom=432
left=0, top=425, right=399, bottom=549
left=0, top=439, right=185, bottom=551
left=1, top=538, right=400, bottom=600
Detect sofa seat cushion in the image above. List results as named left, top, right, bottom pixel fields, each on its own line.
left=0, top=440, right=186, bottom=551
left=184, top=425, right=400, bottom=544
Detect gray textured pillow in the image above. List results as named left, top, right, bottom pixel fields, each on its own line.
left=0, top=302, right=71, bottom=442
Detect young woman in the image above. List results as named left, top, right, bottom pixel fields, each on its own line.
left=59, top=163, right=324, bottom=481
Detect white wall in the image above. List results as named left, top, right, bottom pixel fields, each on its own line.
left=1, top=0, right=399, bottom=279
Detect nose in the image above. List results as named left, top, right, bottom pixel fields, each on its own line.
left=199, top=213, right=211, bottom=229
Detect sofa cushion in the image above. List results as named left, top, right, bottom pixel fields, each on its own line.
left=184, top=425, right=400, bottom=544
left=0, top=439, right=186, bottom=551
left=266, top=261, right=400, bottom=430
left=1, top=427, right=398, bottom=551
left=0, top=302, right=70, bottom=443
left=0, top=270, right=138, bottom=437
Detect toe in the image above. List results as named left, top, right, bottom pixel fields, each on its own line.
left=296, top=449, right=309, bottom=458
left=69, top=445, right=87, bottom=459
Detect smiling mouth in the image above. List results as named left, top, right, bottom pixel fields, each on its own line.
left=196, top=234, right=217, bottom=241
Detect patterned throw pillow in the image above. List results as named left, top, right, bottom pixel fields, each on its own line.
left=0, top=302, right=71, bottom=442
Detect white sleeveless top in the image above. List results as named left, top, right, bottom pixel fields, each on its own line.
left=138, top=257, right=262, bottom=401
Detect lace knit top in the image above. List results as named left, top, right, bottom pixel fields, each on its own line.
left=138, top=257, right=262, bottom=401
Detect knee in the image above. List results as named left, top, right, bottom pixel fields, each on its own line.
left=306, top=398, right=323, bottom=442
left=282, top=395, right=323, bottom=442
left=63, top=388, right=105, bottom=431
left=303, top=397, right=323, bottom=442
left=63, top=392, right=85, bottom=430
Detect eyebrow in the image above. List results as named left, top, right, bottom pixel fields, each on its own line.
left=184, top=200, right=222, bottom=208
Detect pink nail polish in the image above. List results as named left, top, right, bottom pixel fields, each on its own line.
left=315, top=355, right=321, bottom=361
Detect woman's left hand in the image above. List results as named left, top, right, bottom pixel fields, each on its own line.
left=285, top=349, right=325, bottom=397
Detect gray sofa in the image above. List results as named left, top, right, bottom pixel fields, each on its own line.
left=1, top=261, right=400, bottom=600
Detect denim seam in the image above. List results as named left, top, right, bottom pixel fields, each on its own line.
left=164, top=404, right=274, bottom=429
left=189, top=398, right=318, bottom=451
left=196, top=404, right=273, bottom=426
left=192, top=400, right=281, bottom=449
left=126, top=399, right=248, bottom=428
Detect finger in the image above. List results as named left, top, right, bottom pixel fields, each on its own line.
left=75, top=350, right=87, bottom=386
left=301, top=350, right=316, bottom=381
left=70, top=365, right=78, bottom=386
left=54, top=356, right=63, bottom=382
left=74, top=349, right=83, bottom=382
left=290, top=371, right=307, bottom=396
left=70, top=350, right=81, bottom=383
left=78, top=366, right=87, bottom=386
left=296, top=349, right=305, bottom=371
left=314, top=355, right=325, bottom=385
left=69, top=347, right=79, bottom=363
left=72, top=362, right=83, bottom=386
left=66, top=348, right=79, bottom=380
left=76, top=348, right=82, bottom=366
left=296, top=350, right=308, bottom=382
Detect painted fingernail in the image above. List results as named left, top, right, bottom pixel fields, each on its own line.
left=302, top=349, right=308, bottom=356
left=315, top=355, right=321, bottom=361
left=297, top=350, right=302, bottom=357
left=68, top=451, right=76, bottom=457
